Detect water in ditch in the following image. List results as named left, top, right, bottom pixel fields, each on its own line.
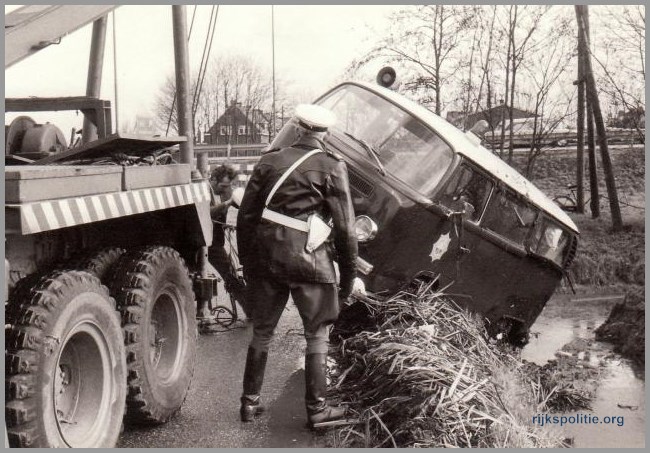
left=522, top=292, right=645, bottom=448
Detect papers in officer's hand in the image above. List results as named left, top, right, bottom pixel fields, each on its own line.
left=305, top=214, right=332, bottom=253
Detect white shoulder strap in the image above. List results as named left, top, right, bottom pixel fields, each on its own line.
left=264, top=149, right=323, bottom=207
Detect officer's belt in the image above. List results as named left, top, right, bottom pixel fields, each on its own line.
left=261, top=208, right=309, bottom=233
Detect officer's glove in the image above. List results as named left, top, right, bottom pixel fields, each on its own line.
left=339, top=278, right=366, bottom=309
left=351, top=277, right=366, bottom=297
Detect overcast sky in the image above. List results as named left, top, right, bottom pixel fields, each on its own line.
left=5, top=5, right=397, bottom=137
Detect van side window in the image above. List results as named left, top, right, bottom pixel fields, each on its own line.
left=440, top=166, right=493, bottom=222
left=482, top=188, right=537, bottom=245
left=531, top=217, right=570, bottom=266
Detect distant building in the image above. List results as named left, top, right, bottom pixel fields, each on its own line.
left=608, top=107, right=645, bottom=129
left=133, top=115, right=156, bottom=135
left=446, top=104, right=538, bottom=131
left=204, top=102, right=271, bottom=145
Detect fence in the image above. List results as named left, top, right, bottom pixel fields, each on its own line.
left=195, top=143, right=265, bottom=186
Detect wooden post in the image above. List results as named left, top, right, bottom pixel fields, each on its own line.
left=576, top=5, right=623, bottom=230
left=586, top=91, right=600, bottom=218
left=577, top=6, right=599, bottom=218
left=575, top=23, right=586, bottom=214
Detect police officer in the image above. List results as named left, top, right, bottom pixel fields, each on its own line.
left=236, top=104, right=358, bottom=427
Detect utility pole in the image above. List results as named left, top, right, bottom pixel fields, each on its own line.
left=172, top=5, right=195, bottom=173
left=574, top=24, right=586, bottom=214
left=575, top=5, right=623, bottom=230
left=578, top=13, right=600, bottom=219
left=112, top=11, right=119, bottom=133
left=586, top=79, right=599, bottom=218
left=82, top=16, right=107, bottom=143
left=271, top=5, right=276, bottom=141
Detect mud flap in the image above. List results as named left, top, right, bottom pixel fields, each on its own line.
left=191, top=200, right=214, bottom=247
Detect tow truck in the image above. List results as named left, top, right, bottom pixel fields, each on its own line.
left=5, top=5, right=216, bottom=447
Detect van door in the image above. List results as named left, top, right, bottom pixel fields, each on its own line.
left=432, top=164, right=494, bottom=292
left=466, top=184, right=559, bottom=325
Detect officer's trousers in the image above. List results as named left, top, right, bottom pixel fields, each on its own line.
left=247, top=276, right=338, bottom=355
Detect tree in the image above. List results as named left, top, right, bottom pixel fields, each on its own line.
left=350, top=5, right=475, bottom=114
left=497, top=5, right=550, bottom=162
left=520, top=31, right=575, bottom=177
left=467, top=5, right=498, bottom=129
left=153, top=55, right=272, bottom=142
left=204, top=55, right=272, bottom=143
left=153, top=74, right=181, bottom=135
left=593, top=5, right=645, bottom=142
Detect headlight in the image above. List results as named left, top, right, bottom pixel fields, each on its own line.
left=532, top=219, right=569, bottom=267
left=354, top=215, right=378, bottom=242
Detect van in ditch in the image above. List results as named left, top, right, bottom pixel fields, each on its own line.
left=270, top=72, right=579, bottom=344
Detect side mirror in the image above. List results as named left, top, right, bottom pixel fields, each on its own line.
left=376, top=66, right=398, bottom=89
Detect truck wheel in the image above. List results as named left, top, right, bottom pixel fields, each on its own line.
left=74, top=247, right=126, bottom=282
left=5, top=270, right=126, bottom=448
left=109, top=246, right=196, bottom=424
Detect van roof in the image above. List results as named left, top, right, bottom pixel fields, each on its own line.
left=346, top=82, right=579, bottom=233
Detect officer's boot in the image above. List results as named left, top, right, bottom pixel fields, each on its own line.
left=305, top=353, right=346, bottom=428
left=240, top=347, right=268, bottom=422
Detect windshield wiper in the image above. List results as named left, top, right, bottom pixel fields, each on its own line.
left=343, top=132, right=386, bottom=176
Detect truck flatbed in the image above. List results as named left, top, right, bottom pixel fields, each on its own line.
left=6, top=162, right=192, bottom=203
left=34, top=133, right=186, bottom=164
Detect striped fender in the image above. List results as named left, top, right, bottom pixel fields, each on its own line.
left=9, top=182, right=211, bottom=235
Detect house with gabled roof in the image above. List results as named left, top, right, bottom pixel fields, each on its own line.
left=204, top=101, right=271, bottom=145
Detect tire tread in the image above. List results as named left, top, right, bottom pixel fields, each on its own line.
left=107, top=245, right=196, bottom=425
left=4, top=270, right=122, bottom=447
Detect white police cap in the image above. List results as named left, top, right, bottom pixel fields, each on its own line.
left=295, top=104, right=337, bottom=132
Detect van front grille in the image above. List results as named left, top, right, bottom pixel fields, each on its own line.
left=564, top=235, right=578, bottom=269
left=349, top=169, right=374, bottom=198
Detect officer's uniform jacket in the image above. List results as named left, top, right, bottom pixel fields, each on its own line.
left=237, top=136, right=358, bottom=296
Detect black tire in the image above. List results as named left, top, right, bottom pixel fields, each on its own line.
left=108, top=246, right=197, bottom=424
left=553, top=195, right=577, bottom=212
left=5, top=270, right=127, bottom=448
left=73, top=247, right=126, bottom=282
left=508, top=322, right=530, bottom=347
left=490, top=317, right=530, bottom=347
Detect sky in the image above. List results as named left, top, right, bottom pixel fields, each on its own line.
left=5, top=5, right=398, bottom=139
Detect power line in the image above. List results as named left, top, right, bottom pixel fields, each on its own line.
left=193, top=6, right=219, bottom=119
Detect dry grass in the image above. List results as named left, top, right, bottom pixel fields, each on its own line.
left=327, top=281, right=576, bottom=448
left=569, top=213, right=645, bottom=287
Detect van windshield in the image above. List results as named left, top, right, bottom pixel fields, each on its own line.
left=319, top=85, right=454, bottom=196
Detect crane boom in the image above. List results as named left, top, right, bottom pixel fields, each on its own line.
left=5, top=5, right=117, bottom=68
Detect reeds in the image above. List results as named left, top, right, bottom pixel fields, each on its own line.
left=328, top=281, right=570, bottom=448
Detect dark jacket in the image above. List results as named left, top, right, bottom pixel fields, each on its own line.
left=237, top=136, right=358, bottom=296
left=209, top=189, right=230, bottom=248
